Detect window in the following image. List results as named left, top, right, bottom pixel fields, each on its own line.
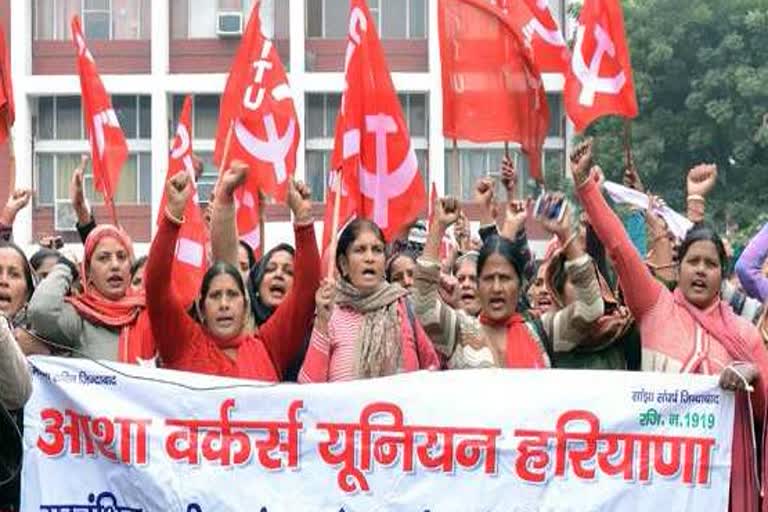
left=171, top=95, right=224, bottom=203
left=547, top=93, right=564, bottom=138
left=444, top=146, right=540, bottom=200
left=305, top=92, right=429, bottom=202
left=306, top=0, right=426, bottom=39
left=34, top=96, right=152, bottom=222
left=34, top=0, right=151, bottom=40
left=170, top=0, right=288, bottom=40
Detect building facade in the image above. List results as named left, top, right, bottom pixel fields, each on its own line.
left=2, top=0, right=571, bottom=254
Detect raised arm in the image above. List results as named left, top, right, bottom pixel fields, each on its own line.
left=0, top=317, right=32, bottom=410
left=535, top=199, right=604, bottom=351
left=27, top=259, right=84, bottom=350
left=572, top=140, right=663, bottom=320
left=685, top=163, right=717, bottom=224
left=413, top=197, right=463, bottom=358
left=298, top=279, right=335, bottom=383
left=735, top=222, right=768, bottom=302
left=259, top=180, right=320, bottom=378
left=145, top=171, right=203, bottom=364
left=210, top=161, right=249, bottom=268
left=69, top=155, right=98, bottom=244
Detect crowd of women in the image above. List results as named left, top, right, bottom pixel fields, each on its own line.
left=2, top=139, right=768, bottom=510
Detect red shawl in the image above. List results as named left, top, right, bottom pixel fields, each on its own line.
left=479, top=313, right=549, bottom=369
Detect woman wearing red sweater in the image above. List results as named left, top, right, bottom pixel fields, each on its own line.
left=146, top=165, right=320, bottom=380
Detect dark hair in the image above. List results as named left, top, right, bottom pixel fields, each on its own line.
left=477, top=235, right=526, bottom=284
left=678, top=224, right=728, bottom=272
left=335, top=219, right=386, bottom=277
left=29, top=248, right=60, bottom=272
left=0, top=242, right=34, bottom=301
left=130, top=255, right=148, bottom=279
left=198, top=262, right=247, bottom=316
left=548, top=253, right=569, bottom=298
left=247, top=243, right=295, bottom=326
left=452, top=251, right=479, bottom=275
left=238, top=241, right=257, bottom=273
left=386, top=249, right=417, bottom=281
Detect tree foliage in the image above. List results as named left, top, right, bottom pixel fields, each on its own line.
left=584, top=0, right=768, bottom=239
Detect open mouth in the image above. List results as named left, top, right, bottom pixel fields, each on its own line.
left=460, top=292, right=476, bottom=302
left=216, top=315, right=235, bottom=328
left=0, top=292, right=12, bottom=309
left=361, top=268, right=377, bottom=277
left=268, top=283, right=286, bottom=299
left=691, top=279, right=708, bottom=292
left=107, top=275, right=124, bottom=287
left=488, top=297, right=506, bottom=308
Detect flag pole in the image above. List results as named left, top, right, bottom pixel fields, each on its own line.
left=7, top=128, right=15, bottom=194
left=504, top=141, right=510, bottom=160
left=623, top=119, right=633, bottom=172
left=326, top=167, right=343, bottom=278
left=218, top=120, right=235, bottom=176
left=258, top=189, right=266, bottom=259
left=452, top=139, right=459, bottom=197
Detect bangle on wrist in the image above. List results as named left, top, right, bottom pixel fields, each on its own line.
left=687, top=194, right=705, bottom=203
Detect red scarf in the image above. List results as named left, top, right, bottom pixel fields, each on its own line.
left=673, top=288, right=768, bottom=511
left=65, top=289, right=155, bottom=364
left=479, top=313, right=549, bottom=369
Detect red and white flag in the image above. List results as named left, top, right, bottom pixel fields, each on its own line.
left=438, top=0, right=550, bottom=181
left=72, top=16, right=128, bottom=224
left=522, top=0, right=570, bottom=73
left=564, top=0, right=638, bottom=132
left=329, top=0, right=427, bottom=244
left=0, top=25, right=14, bottom=144
left=234, top=187, right=262, bottom=259
left=214, top=4, right=299, bottom=203
left=157, top=96, right=209, bottom=307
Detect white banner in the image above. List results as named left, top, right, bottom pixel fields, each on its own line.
left=21, top=357, right=734, bottom=512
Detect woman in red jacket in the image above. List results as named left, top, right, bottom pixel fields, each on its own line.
left=146, top=164, right=320, bottom=380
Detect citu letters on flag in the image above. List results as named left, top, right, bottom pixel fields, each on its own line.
left=71, top=15, right=128, bottom=224
left=158, top=96, right=209, bottom=308
left=328, top=0, right=427, bottom=246
left=438, top=0, right=550, bottom=181
left=564, top=0, right=639, bottom=132
left=0, top=25, right=14, bottom=144
left=215, top=4, right=295, bottom=253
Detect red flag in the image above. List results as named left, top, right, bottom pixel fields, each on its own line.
left=564, top=0, right=639, bottom=133
left=330, top=0, right=427, bottom=242
left=157, top=96, right=209, bottom=307
left=438, top=0, right=550, bottom=181
left=214, top=5, right=299, bottom=202
left=71, top=16, right=128, bottom=224
left=0, top=26, right=14, bottom=144
left=234, top=187, right=262, bottom=258
left=521, top=0, right=570, bottom=73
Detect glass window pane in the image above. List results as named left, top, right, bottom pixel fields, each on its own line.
left=382, top=0, right=407, bottom=38
left=188, top=0, right=218, bottom=38
left=139, top=153, right=152, bottom=204
left=409, top=94, right=427, bottom=137
left=306, top=0, right=323, bottom=37
left=84, top=12, right=111, bottom=40
left=112, top=0, right=143, bottom=39
left=35, top=0, right=55, bottom=39
left=139, top=96, right=151, bottom=139
left=409, top=0, right=426, bottom=38
left=305, top=151, right=327, bottom=202
left=115, top=155, right=138, bottom=203
left=38, top=97, right=54, bottom=140
left=325, top=94, right=341, bottom=137
left=194, top=95, right=220, bottom=139
left=140, top=0, right=152, bottom=39
left=56, top=154, right=82, bottom=200
left=306, top=94, right=324, bottom=138
left=325, top=0, right=348, bottom=38
left=113, top=95, right=138, bottom=139
left=37, top=154, right=55, bottom=205
left=547, top=93, right=563, bottom=137
left=170, top=0, right=189, bottom=38
left=275, top=0, right=290, bottom=38
left=416, top=149, right=428, bottom=190
left=195, top=152, right=218, bottom=203
left=56, top=96, right=82, bottom=140
left=85, top=0, right=109, bottom=9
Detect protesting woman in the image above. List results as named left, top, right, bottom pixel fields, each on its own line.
left=146, top=165, right=320, bottom=380
left=298, top=219, right=440, bottom=383
left=413, top=196, right=604, bottom=369
left=28, top=224, right=154, bottom=363
left=572, top=139, right=768, bottom=511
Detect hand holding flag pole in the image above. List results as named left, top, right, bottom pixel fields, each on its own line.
left=326, top=166, right=343, bottom=278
